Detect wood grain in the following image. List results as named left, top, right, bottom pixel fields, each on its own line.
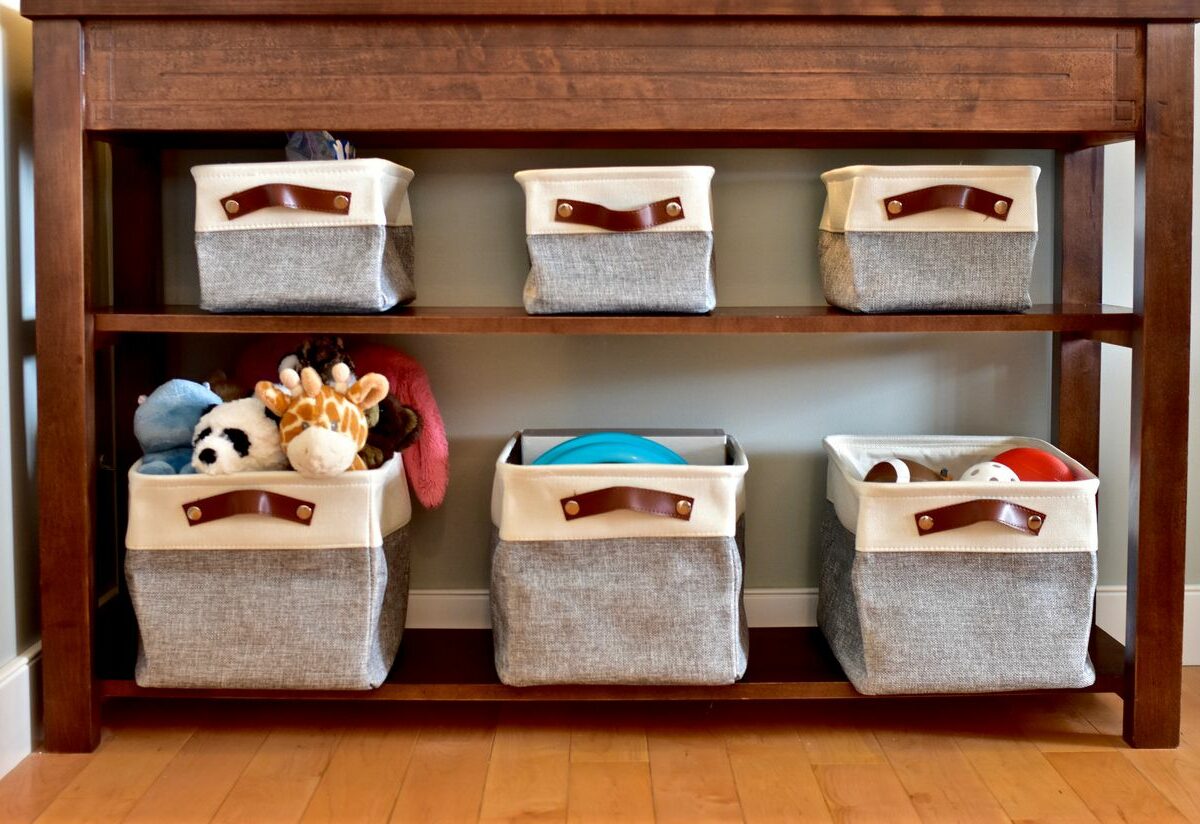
left=387, top=707, right=494, bottom=824
left=91, top=305, right=1138, bottom=339
left=646, top=712, right=743, bottom=824
left=1047, top=751, right=1191, bottom=823
left=566, top=763, right=655, bottom=824
left=1053, top=147, right=1105, bottom=474
left=0, top=754, right=91, bottom=823
left=812, top=763, right=923, bottom=823
left=478, top=706, right=571, bottom=823
left=1124, top=22, right=1195, bottom=750
left=81, top=19, right=1142, bottom=135
left=18, top=0, right=1200, bottom=19
left=32, top=18, right=99, bottom=754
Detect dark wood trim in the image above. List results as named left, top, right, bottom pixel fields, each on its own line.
left=1124, top=22, right=1194, bottom=750
left=95, top=626, right=1126, bottom=702
left=1052, top=147, right=1105, bottom=475
left=33, top=18, right=100, bottom=753
left=90, top=304, right=1138, bottom=339
left=18, top=0, right=1200, bottom=19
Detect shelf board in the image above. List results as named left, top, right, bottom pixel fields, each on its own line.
left=98, top=625, right=1125, bottom=702
left=93, top=304, right=1137, bottom=340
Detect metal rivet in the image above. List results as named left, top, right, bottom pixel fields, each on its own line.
left=296, top=504, right=313, bottom=521
left=917, top=515, right=934, bottom=531
left=994, top=200, right=1009, bottom=216
left=1028, top=514, right=1043, bottom=531
left=557, top=202, right=574, bottom=218
left=333, top=195, right=349, bottom=210
left=676, top=499, right=692, bottom=517
left=186, top=506, right=202, bottom=522
left=887, top=200, right=903, bottom=215
left=224, top=199, right=240, bottom=215
left=564, top=500, right=580, bottom=516
left=665, top=201, right=682, bottom=217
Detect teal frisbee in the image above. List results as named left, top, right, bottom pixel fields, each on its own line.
left=531, top=432, right=688, bottom=466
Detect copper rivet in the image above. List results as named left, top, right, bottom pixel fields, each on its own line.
left=1028, top=514, right=1043, bottom=530
left=186, top=506, right=202, bottom=522
left=676, top=499, right=692, bottom=516
left=564, top=500, right=580, bottom=516
left=333, top=195, right=349, bottom=210
left=665, top=201, right=682, bottom=217
left=887, top=200, right=903, bottom=215
left=297, top=504, right=313, bottom=521
left=557, top=202, right=574, bottom=218
left=224, top=199, right=240, bottom=215
left=994, top=200, right=1009, bottom=216
left=918, top=515, right=934, bottom=531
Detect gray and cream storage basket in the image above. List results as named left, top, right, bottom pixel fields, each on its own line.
left=124, top=455, right=412, bottom=689
left=514, top=167, right=717, bottom=314
left=490, top=430, right=748, bottom=685
left=191, top=158, right=415, bottom=313
left=818, top=165, right=1040, bottom=312
left=818, top=435, right=1098, bottom=695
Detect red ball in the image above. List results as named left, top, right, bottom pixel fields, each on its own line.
left=992, top=447, right=1074, bottom=482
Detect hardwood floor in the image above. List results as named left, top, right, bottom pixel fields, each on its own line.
left=8, top=673, right=1200, bottom=823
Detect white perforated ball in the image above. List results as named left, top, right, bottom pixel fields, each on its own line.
left=960, top=461, right=1020, bottom=483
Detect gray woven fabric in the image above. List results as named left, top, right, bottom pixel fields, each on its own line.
left=524, top=231, right=715, bottom=314
left=196, top=225, right=415, bottom=313
left=126, top=527, right=410, bottom=689
left=491, top=522, right=747, bottom=685
left=818, top=229, right=1035, bottom=312
left=817, top=503, right=1095, bottom=694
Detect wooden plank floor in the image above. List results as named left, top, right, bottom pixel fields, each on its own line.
left=8, top=672, right=1200, bottom=823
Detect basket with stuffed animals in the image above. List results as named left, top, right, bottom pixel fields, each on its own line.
left=123, top=338, right=448, bottom=690
left=818, top=435, right=1098, bottom=696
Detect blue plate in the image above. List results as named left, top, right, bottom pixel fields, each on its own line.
left=531, top=432, right=688, bottom=466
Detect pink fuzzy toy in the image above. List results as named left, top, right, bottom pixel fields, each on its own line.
left=233, top=337, right=449, bottom=508
left=347, top=342, right=449, bottom=509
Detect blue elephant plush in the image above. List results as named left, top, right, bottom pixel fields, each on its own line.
left=135, top=379, right=223, bottom=474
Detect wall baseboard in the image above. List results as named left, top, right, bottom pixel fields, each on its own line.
left=406, top=585, right=1200, bottom=664
left=0, top=643, right=39, bottom=778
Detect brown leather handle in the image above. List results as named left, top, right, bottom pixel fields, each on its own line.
left=181, top=490, right=316, bottom=526
left=554, top=197, right=685, bottom=232
left=914, top=499, right=1046, bottom=537
left=219, top=183, right=352, bottom=221
left=560, top=486, right=694, bottom=521
left=882, top=185, right=1013, bottom=221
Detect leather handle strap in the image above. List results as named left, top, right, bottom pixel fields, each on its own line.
left=219, top=183, right=352, bottom=221
left=554, top=197, right=685, bottom=232
left=560, top=486, right=694, bottom=521
left=883, top=184, right=1013, bottom=221
left=914, top=499, right=1046, bottom=537
left=181, top=490, right=316, bottom=527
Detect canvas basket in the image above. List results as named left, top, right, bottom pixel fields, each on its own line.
left=818, top=435, right=1098, bottom=695
left=124, top=455, right=412, bottom=690
left=490, top=430, right=748, bottom=685
left=514, top=167, right=717, bottom=314
left=192, top=159, right=416, bottom=313
left=818, top=165, right=1040, bottom=312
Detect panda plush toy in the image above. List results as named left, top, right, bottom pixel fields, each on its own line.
left=191, top=397, right=288, bottom=475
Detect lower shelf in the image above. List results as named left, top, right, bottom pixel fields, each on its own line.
left=98, top=625, right=1126, bottom=701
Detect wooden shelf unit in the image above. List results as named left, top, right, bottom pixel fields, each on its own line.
left=25, top=2, right=1195, bottom=752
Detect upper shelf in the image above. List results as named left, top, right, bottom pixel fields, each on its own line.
left=21, top=0, right=1200, bottom=19
left=92, top=304, right=1136, bottom=341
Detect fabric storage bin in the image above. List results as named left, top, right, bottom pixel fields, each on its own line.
left=514, top=167, right=716, bottom=314
left=818, top=435, right=1098, bottom=695
left=191, top=158, right=415, bottom=313
left=490, top=429, right=748, bottom=685
left=124, top=455, right=412, bottom=689
left=818, top=165, right=1039, bottom=312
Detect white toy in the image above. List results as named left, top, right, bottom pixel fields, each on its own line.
left=960, top=461, right=1021, bottom=483
left=191, top=397, right=288, bottom=475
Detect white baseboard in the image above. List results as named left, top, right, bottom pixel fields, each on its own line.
left=0, top=642, right=40, bottom=779
left=406, top=585, right=1200, bottom=665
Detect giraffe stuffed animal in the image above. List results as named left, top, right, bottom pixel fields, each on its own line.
left=255, top=364, right=390, bottom=478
